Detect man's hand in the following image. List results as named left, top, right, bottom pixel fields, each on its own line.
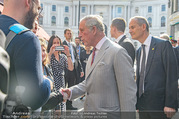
left=164, top=107, right=176, bottom=118
left=61, top=88, right=71, bottom=100
left=80, top=72, right=84, bottom=77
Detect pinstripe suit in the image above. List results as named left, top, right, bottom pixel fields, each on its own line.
left=70, top=38, right=137, bottom=112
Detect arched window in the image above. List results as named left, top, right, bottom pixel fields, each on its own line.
left=147, top=17, right=152, bottom=27
left=161, top=16, right=166, bottom=27
left=64, top=17, right=69, bottom=26
left=51, top=16, right=56, bottom=25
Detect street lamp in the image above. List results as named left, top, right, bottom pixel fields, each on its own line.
left=78, top=0, right=81, bottom=35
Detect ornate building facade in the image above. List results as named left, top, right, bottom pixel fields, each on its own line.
left=168, top=0, right=179, bottom=40
left=40, top=0, right=168, bottom=48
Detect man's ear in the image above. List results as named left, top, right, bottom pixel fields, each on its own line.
left=92, top=26, right=97, bottom=35
left=25, top=0, right=31, bottom=10
left=142, top=24, right=146, bottom=31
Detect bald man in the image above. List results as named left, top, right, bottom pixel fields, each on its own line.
left=0, top=0, right=51, bottom=114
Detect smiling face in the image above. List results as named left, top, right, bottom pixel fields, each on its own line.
left=129, top=19, right=144, bottom=41
left=79, top=20, right=94, bottom=47
left=53, top=37, right=61, bottom=45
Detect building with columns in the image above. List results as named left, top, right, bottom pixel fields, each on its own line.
left=168, top=0, right=179, bottom=40
left=40, top=0, right=168, bottom=48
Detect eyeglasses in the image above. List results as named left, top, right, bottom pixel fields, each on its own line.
left=38, top=7, right=43, bottom=15
left=32, top=0, right=43, bottom=15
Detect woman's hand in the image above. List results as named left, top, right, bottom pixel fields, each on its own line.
left=49, top=44, right=59, bottom=56
left=62, top=45, right=70, bottom=56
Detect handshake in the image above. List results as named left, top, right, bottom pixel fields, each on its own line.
left=59, top=88, right=71, bottom=100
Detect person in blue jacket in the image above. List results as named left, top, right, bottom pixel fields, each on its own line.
left=0, top=0, right=51, bottom=112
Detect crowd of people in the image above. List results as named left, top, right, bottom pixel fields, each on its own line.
left=0, top=0, right=179, bottom=119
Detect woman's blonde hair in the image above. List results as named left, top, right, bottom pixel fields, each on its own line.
left=39, top=37, right=49, bottom=65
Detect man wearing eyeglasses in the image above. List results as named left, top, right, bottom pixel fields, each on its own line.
left=0, top=0, right=51, bottom=115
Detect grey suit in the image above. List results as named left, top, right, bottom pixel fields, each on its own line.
left=70, top=38, right=137, bottom=112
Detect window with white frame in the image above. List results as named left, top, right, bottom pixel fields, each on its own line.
left=64, top=17, right=69, bottom=26
left=52, top=31, right=56, bottom=35
left=41, top=3, right=43, bottom=9
left=147, top=17, right=152, bottom=27
left=51, top=16, right=56, bottom=25
left=161, top=16, right=166, bottom=27
left=161, top=5, right=166, bottom=11
left=65, top=6, right=69, bottom=13
left=82, top=6, right=86, bottom=13
left=148, top=6, right=152, bottom=13
left=39, top=17, right=43, bottom=25
left=52, top=5, right=56, bottom=11
left=117, top=7, right=122, bottom=14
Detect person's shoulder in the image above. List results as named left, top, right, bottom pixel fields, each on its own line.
left=107, top=38, right=125, bottom=51
left=17, top=30, right=38, bottom=43
left=123, top=37, right=133, bottom=44
left=152, top=36, right=167, bottom=43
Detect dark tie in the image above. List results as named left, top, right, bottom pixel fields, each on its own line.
left=139, top=44, right=146, bottom=97
left=91, top=48, right=96, bottom=65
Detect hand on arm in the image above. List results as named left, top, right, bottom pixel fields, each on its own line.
left=60, top=88, right=71, bottom=100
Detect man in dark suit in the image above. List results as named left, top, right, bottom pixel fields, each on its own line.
left=75, top=37, right=86, bottom=83
left=129, top=16, right=178, bottom=119
left=110, top=17, right=135, bottom=65
left=63, top=29, right=84, bottom=110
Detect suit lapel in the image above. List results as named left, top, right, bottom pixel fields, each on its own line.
left=118, top=35, right=126, bottom=44
left=85, top=39, right=110, bottom=80
left=145, top=37, right=156, bottom=77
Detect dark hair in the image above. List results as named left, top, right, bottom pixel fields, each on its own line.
left=0, top=2, right=3, bottom=14
left=111, top=18, right=126, bottom=32
left=47, top=35, right=62, bottom=53
left=64, top=28, right=72, bottom=34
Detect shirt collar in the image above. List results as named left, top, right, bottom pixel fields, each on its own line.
left=143, top=34, right=152, bottom=46
left=115, top=34, right=125, bottom=43
left=95, top=36, right=107, bottom=50
left=65, top=39, right=70, bottom=44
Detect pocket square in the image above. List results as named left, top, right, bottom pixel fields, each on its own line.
left=98, top=62, right=106, bottom=66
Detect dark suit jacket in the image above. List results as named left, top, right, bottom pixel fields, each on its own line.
left=118, top=35, right=135, bottom=65
left=63, top=40, right=83, bottom=82
left=174, top=46, right=179, bottom=78
left=136, top=37, right=178, bottom=111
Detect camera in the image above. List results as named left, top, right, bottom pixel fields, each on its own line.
left=55, top=46, right=64, bottom=51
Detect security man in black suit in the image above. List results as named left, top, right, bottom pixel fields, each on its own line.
left=110, top=17, right=135, bottom=65
left=63, top=29, right=84, bottom=110
left=129, top=16, right=178, bottom=119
